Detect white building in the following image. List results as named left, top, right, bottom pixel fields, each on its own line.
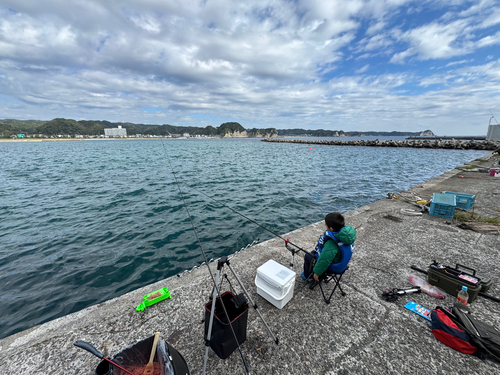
left=104, top=125, right=127, bottom=138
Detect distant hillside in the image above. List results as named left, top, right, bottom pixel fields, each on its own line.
left=277, top=129, right=435, bottom=137
left=1, top=118, right=432, bottom=138
left=0, top=118, right=277, bottom=138
left=0, top=119, right=46, bottom=135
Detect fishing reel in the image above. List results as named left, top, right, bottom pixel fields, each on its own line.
left=381, top=286, right=421, bottom=302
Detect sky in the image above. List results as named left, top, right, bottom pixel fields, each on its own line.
left=0, top=1, right=499, bottom=135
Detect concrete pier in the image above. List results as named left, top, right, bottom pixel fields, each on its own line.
left=1, top=153, right=500, bottom=375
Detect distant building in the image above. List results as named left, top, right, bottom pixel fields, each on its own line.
left=104, top=125, right=127, bottom=138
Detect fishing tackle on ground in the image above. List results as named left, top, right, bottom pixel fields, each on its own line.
left=381, top=287, right=421, bottom=302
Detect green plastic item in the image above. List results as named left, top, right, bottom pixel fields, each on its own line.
left=136, top=287, right=171, bottom=311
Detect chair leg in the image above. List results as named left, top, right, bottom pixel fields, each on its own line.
left=318, top=272, right=347, bottom=304
left=317, top=281, right=331, bottom=304
left=334, top=273, right=347, bottom=297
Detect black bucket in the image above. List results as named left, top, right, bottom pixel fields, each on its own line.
left=95, top=335, right=190, bottom=375
left=204, top=291, right=249, bottom=360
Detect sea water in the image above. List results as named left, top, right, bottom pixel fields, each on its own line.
left=0, top=137, right=488, bottom=338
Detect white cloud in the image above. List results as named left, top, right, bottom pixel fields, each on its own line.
left=445, top=59, right=472, bottom=67
left=366, top=21, right=386, bottom=35
left=481, top=6, right=500, bottom=27
left=390, top=20, right=473, bottom=63
left=477, top=30, right=500, bottom=47
left=356, top=33, right=393, bottom=53
left=355, top=64, right=370, bottom=73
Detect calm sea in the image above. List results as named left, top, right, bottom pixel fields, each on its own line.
left=0, top=137, right=488, bottom=339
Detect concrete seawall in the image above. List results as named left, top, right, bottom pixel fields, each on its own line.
left=1, top=153, right=500, bottom=375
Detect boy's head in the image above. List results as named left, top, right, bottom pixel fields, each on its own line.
left=325, top=212, right=345, bottom=232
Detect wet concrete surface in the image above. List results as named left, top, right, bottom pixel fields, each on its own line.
left=1, top=153, right=499, bottom=375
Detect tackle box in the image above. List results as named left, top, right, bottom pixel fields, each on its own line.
left=427, top=261, right=491, bottom=302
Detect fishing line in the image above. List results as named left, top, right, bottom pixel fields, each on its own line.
left=190, top=186, right=310, bottom=255
left=159, top=139, right=250, bottom=375
left=159, top=141, right=211, bottom=276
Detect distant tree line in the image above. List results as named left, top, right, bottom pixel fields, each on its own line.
left=0, top=118, right=432, bottom=138
left=276, top=129, right=434, bottom=137
left=0, top=119, right=46, bottom=136
left=0, top=118, right=277, bottom=138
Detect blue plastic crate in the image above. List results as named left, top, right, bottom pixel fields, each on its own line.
left=443, top=191, right=475, bottom=210
left=429, top=193, right=456, bottom=218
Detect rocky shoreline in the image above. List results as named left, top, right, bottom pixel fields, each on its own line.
left=262, top=137, right=500, bottom=150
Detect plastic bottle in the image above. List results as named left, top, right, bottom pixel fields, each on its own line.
left=456, top=286, right=469, bottom=306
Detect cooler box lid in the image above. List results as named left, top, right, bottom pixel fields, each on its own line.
left=255, top=260, right=295, bottom=294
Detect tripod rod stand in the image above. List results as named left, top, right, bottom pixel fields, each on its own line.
left=203, top=256, right=279, bottom=375
left=224, top=257, right=279, bottom=344
left=285, top=238, right=313, bottom=270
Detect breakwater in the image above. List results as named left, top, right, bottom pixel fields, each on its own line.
left=262, top=138, right=499, bottom=150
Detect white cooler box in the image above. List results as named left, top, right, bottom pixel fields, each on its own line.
left=255, top=260, right=296, bottom=309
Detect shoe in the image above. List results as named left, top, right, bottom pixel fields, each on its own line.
left=301, top=272, right=307, bottom=280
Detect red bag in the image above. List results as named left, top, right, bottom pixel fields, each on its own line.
left=431, top=307, right=478, bottom=354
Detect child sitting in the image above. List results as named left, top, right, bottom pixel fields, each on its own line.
left=302, top=212, right=356, bottom=282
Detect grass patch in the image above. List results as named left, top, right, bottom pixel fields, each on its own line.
left=456, top=164, right=478, bottom=170
left=474, top=158, right=488, bottom=162
left=454, top=211, right=500, bottom=224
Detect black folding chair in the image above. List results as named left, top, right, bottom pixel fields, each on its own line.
left=309, top=244, right=353, bottom=304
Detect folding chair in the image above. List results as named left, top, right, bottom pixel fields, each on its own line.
left=310, top=243, right=353, bottom=304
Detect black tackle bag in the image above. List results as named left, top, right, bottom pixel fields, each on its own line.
left=204, top=291, right=249, bottom=359
left=453, top=307, right=500, bottom=362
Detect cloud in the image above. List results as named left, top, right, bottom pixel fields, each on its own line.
left=355, top=33, right=394, bottom=56
left=390, top=20, right=474, bottom=63
left=390, top=1, right=500, bottom=63
left=476, top=30, right=500, bottom=47
left=355, top=64, right=370, bottom=73
left=445, top=59, right=472, bottom=67
left=0, top=1, right=498, bottom=135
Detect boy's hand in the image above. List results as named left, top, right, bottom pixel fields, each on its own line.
left=313, top=273, right=319, bottom=282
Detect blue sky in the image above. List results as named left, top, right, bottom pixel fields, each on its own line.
left=0, top=0, right=499, bottom=135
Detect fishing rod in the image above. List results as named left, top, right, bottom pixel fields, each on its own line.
left=159, top=140, right=251, bottom=375
left=189, top=186, right=313, bottom=264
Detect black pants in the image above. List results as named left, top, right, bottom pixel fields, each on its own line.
left=303, top=253, right=316, bottom=278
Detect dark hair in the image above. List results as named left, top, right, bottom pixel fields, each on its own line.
left=325, top=212, right=345, bottom=232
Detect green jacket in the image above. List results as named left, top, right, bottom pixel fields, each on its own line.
left=313, top=225, right=357, bottom=276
